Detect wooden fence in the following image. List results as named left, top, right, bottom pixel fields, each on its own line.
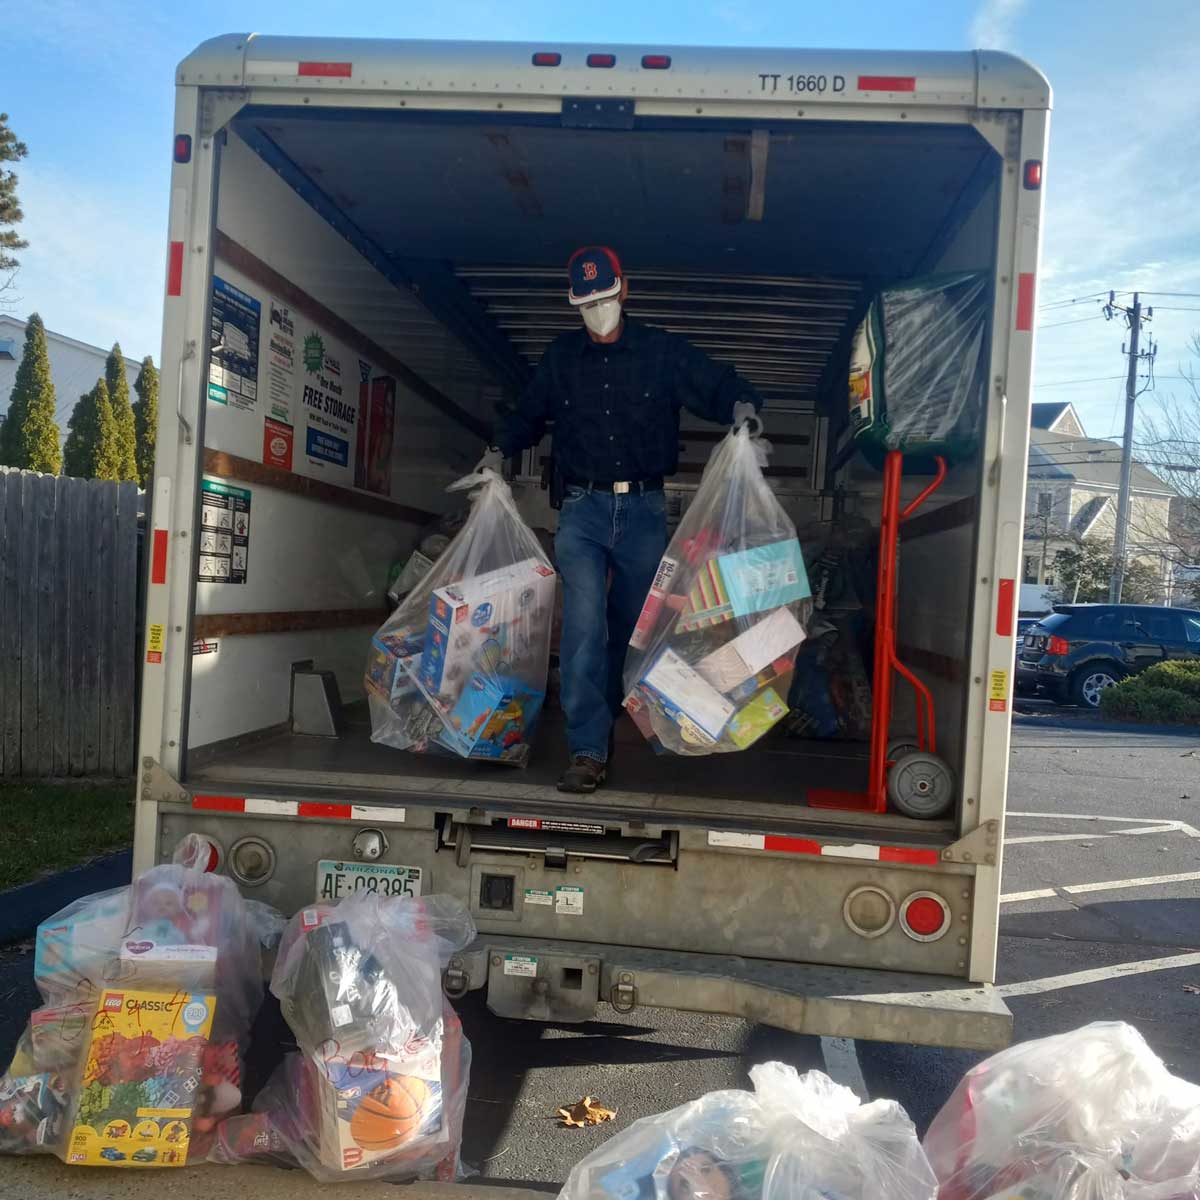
left=0, top=468, right=140, bottom=778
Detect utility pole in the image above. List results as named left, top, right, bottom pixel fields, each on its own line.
left=1105, top=292, right=1155, bottom=603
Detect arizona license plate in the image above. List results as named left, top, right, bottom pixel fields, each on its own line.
left=315, top=859, right=423, bottom=901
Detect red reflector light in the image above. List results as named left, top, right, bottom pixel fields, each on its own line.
left=166, top=241, right=184, bottom=297
left=900, top=892, right=951, bottom=941
left=298, top=61, right=352, bottom=78
left=857, top=74, right=916, bottom=92
left=173, top=134, right=192, bottom=164
left=1023, top=159, right=1043, bottom=189
left=532, top=52, right=561, bottom=66
left=641, top=54, right=672, bottom=69
left=1047, top=635, right=1069, bottom=656
left=587, top=53, right=617, bottom=68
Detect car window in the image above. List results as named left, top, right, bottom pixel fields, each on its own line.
left=1135, top=611, right=1186, bottom=641
left=1184, top=616, right=1200, bottom=645
left=1089, top=611, right=1122, bottom=638
left=1040, top=612, right=1077, bottom=634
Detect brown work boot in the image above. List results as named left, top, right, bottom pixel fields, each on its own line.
left=557, top=757, right=607, bottom=794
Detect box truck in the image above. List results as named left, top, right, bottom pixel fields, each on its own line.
left=138, top=34, right=1050, bottom=1049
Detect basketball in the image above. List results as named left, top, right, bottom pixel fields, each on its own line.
left=349, top=1075, right=430, bottom=1150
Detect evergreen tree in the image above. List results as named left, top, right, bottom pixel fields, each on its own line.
left=0, top=113, right=28, bottom=291
left=63, top=378, right=119, bottom=480
left=105, top=342, right=138, bottom=482
left=0, top=313, right=61, bottom=472
left=132, top=357, right=159, bottom=487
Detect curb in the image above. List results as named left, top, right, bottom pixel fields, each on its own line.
left=0, top=849, right=132, bottom=945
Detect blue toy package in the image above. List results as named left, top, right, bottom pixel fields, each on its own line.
left=365, top=630, right=424, bottom=709
left=34, top=889, right=130, bottom=1002
left=716, top=540, right=810, bottom=618
left=437, top=673, right=545, bottom=764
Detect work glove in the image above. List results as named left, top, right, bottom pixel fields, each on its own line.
left=475, top=446, right=504, bottom=476
left=733, top=401, right=762, bottom=433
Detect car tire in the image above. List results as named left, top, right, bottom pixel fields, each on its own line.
left=1070, top=663, right=1122, bottom=709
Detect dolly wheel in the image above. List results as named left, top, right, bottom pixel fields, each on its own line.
left=886, top=736, right=920, bottom=763
left=887, top=751, right=955, bottom=819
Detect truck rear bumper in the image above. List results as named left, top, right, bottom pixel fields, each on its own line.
left=450, top=936, right=1012, bottom=1051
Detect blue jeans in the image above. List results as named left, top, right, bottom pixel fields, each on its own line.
left=555, top=487, right=668, bottom=763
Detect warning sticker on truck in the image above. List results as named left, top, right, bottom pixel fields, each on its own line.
left=524, top=888, right=554, bottom=906
left=504, top=954, right=538, bottom=978
left=146, top=623, right=165, bottom=664
left=555, top=885, right=584, bottom=916
left=989, top=669, right=1008, bottom=712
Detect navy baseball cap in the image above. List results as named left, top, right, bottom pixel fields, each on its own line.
left=567, top=246, right=623, bottom=306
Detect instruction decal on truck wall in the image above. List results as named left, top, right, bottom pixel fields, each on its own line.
left=208, top=276, right=260, bottom=411
left=267, top=299, right=295, bottom=424
left=198, top=479, right=251, bottom=584
left=989, top=669, right=1008, bottom=712
left=146, top=623, right=165, bottom=664
left=555, top=885, right=584, bottom=916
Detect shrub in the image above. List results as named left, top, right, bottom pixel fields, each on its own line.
left=1101, top=663, right=1200, bottom=725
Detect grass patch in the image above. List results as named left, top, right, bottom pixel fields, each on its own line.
left=1100, top=661, right=1200, bottom=725
left=0, top=781, right=134, bottom=890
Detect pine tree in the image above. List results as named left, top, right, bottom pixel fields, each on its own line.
left=105, top=342, right=138, bottom=482
left=0, top=113, right=28, bottom=290
left=132, top=357, right=159, bottom=487
left=63, top=378, right=119, bottom=480
left=0, top=313, right=60, bottom=472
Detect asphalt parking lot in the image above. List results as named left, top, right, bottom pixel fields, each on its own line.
left=1, top=712, right=1197, bottom=1190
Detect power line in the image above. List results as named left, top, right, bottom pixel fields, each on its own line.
left=1038, top=314, right=1107, bottom=330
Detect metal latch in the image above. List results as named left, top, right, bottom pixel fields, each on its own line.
left=941, top=819, right=1001, bottom=865
left=544, top=844, right=568, bottom=870
left=443, top=959, right=470, bottom=999
left=610, top=974, right=638, bottom=1014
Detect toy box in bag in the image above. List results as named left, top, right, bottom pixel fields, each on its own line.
left=623, top=428, right=811, bottom=756
left=367, top=470, right=555, bottom=766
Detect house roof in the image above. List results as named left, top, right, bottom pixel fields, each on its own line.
left=1071, top=494, right=1111, bottom=537
left=0, top=314, right=146, bottom=363
left=1031, top=401, right=1072, bottom=430
left=1027, top=428, right=1177, bottom=496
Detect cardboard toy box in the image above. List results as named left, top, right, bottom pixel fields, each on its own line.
left=418, top=559, right=556, bottom=706
left=717, top=539, right=810, bottom=617
left=436, top=672, right=546, bottom=764
left=365, top=629, right=425, bottom=711
left=35, top=891, right=129, bottom=1002
left=638, top=648, right=736, bottom=746
left=66, top=987, right=215, bottom=1168
left=696, top=607, right=807, bottom=694
left=726, top=687, right=789, bottom=749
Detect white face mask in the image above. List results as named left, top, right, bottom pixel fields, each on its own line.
left=581, top=297, right=622, bottom=337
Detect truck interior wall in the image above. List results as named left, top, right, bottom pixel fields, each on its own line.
left=189, top=136, right=503, bottom=755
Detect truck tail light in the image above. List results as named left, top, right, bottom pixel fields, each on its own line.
left=229, top=837, right=276, bottom=887
left=1023, top=159, right=1043, bottom=189
left=641, top=54, right=672, bottom=69
left=843, top=886, right=897, bottom=939
left=899, top=892, right=951, bottom=941
left=531, top=52, right=561, bottom=66
left=172, top=833, right=220, bottom=873
left=173, top=134, right=192, bottom=164
left=1047, top=635, right=1069, bottom=656
left=587, top=53, right=617, bottom=68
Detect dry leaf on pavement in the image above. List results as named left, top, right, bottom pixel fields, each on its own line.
left=1183, top=984, right=1200, bottom=995
left=557, top=1096, right=617, bottom=1127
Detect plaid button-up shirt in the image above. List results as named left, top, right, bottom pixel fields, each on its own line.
left=493, top=318, right=760, bottom=483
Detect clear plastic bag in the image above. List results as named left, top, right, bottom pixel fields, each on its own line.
left=366, top=469, right=556, bottom=766
left=924, top=1022, right=1200, bottom=1200
left=0, top=865, right=281, bottom=1168
left=848, top=271, right=989, bottom=463
left=558, top=1062, right=935, bottom=1200
left=622, top=428, right=811, bottom=755
left=232, top=893, right=475, bottom=1181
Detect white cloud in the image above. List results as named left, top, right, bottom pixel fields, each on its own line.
left=13, top=163, right=166, bottom=366
left=970, top=0, right=1030, bottom=49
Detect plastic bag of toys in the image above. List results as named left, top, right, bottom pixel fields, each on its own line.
left=924, top=1022, right=1200, bottom=1200
left=366, top=469, right=556, bottom=766
left=622, top=427, right=812, bottom=755
left=212, top=893, right=475, bottom=1182
left=559, top=1061, right=936, bottom=1200
left=0, top=863, right=280, bottom=1169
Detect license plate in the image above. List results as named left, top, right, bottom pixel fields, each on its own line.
left=316, top=860, right=423, bottom=901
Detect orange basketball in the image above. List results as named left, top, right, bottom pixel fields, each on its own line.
left=349, top=1075, right=431, bottom=1151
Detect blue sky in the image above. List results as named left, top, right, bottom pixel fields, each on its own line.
left=5, top=0, right=1200, bottom=438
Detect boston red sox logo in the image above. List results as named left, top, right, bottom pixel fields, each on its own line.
left=582, top=261, right=598, bottom=281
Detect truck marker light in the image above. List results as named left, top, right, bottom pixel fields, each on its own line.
left=172, top=834, right=220, bottom=872
left=641, top=55, right=672, bottom=69
left=173, top=135, right=192, bottom=164
left=899, top=891, right=951, bottom=941
left=587, top=53, right=617, bottom=68
left=1023, top=159, right=1043, bottom=189
left=298, top=61, right=352, bottom=78
left=857, top=75, right=916, bottom=92
left=532, top=52, right=562, bottom=66
left=166, top=242, right=184, bottom=297
left=1016, top=272, right=1036, bottom=330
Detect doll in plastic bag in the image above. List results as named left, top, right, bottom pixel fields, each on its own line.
left=559, top=1060, right=936, bottom=1200
left=212, top=892, right=476, bottom=1182
left=622, top=427, right=812, bottom=755
left=366, top=469, right=556, bottom=766
left=0, top=861, right=281, bottom=1168
left=924, top=1023, right=1200, bottom=1200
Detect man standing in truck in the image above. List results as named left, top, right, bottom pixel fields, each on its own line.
left=480, top=247, right=760, bottom=794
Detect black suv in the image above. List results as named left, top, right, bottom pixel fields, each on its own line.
left=1017, top=604, right=1200, bottom=708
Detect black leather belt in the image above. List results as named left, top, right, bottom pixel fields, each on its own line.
left=567, top=477, right=664, bottom=495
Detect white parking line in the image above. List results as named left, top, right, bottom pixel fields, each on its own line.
left=1006, top=825, right=1175, bottom=844
left=1001, top=869, right=1200, bottom=904
left=997, top=951, right=1200, bottom=997
left=1001, top=887, right=1058, bottom=903
left=819, top=1036, right=869, bottom=1101
left=1008, top=812, right=1200, bottom=839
